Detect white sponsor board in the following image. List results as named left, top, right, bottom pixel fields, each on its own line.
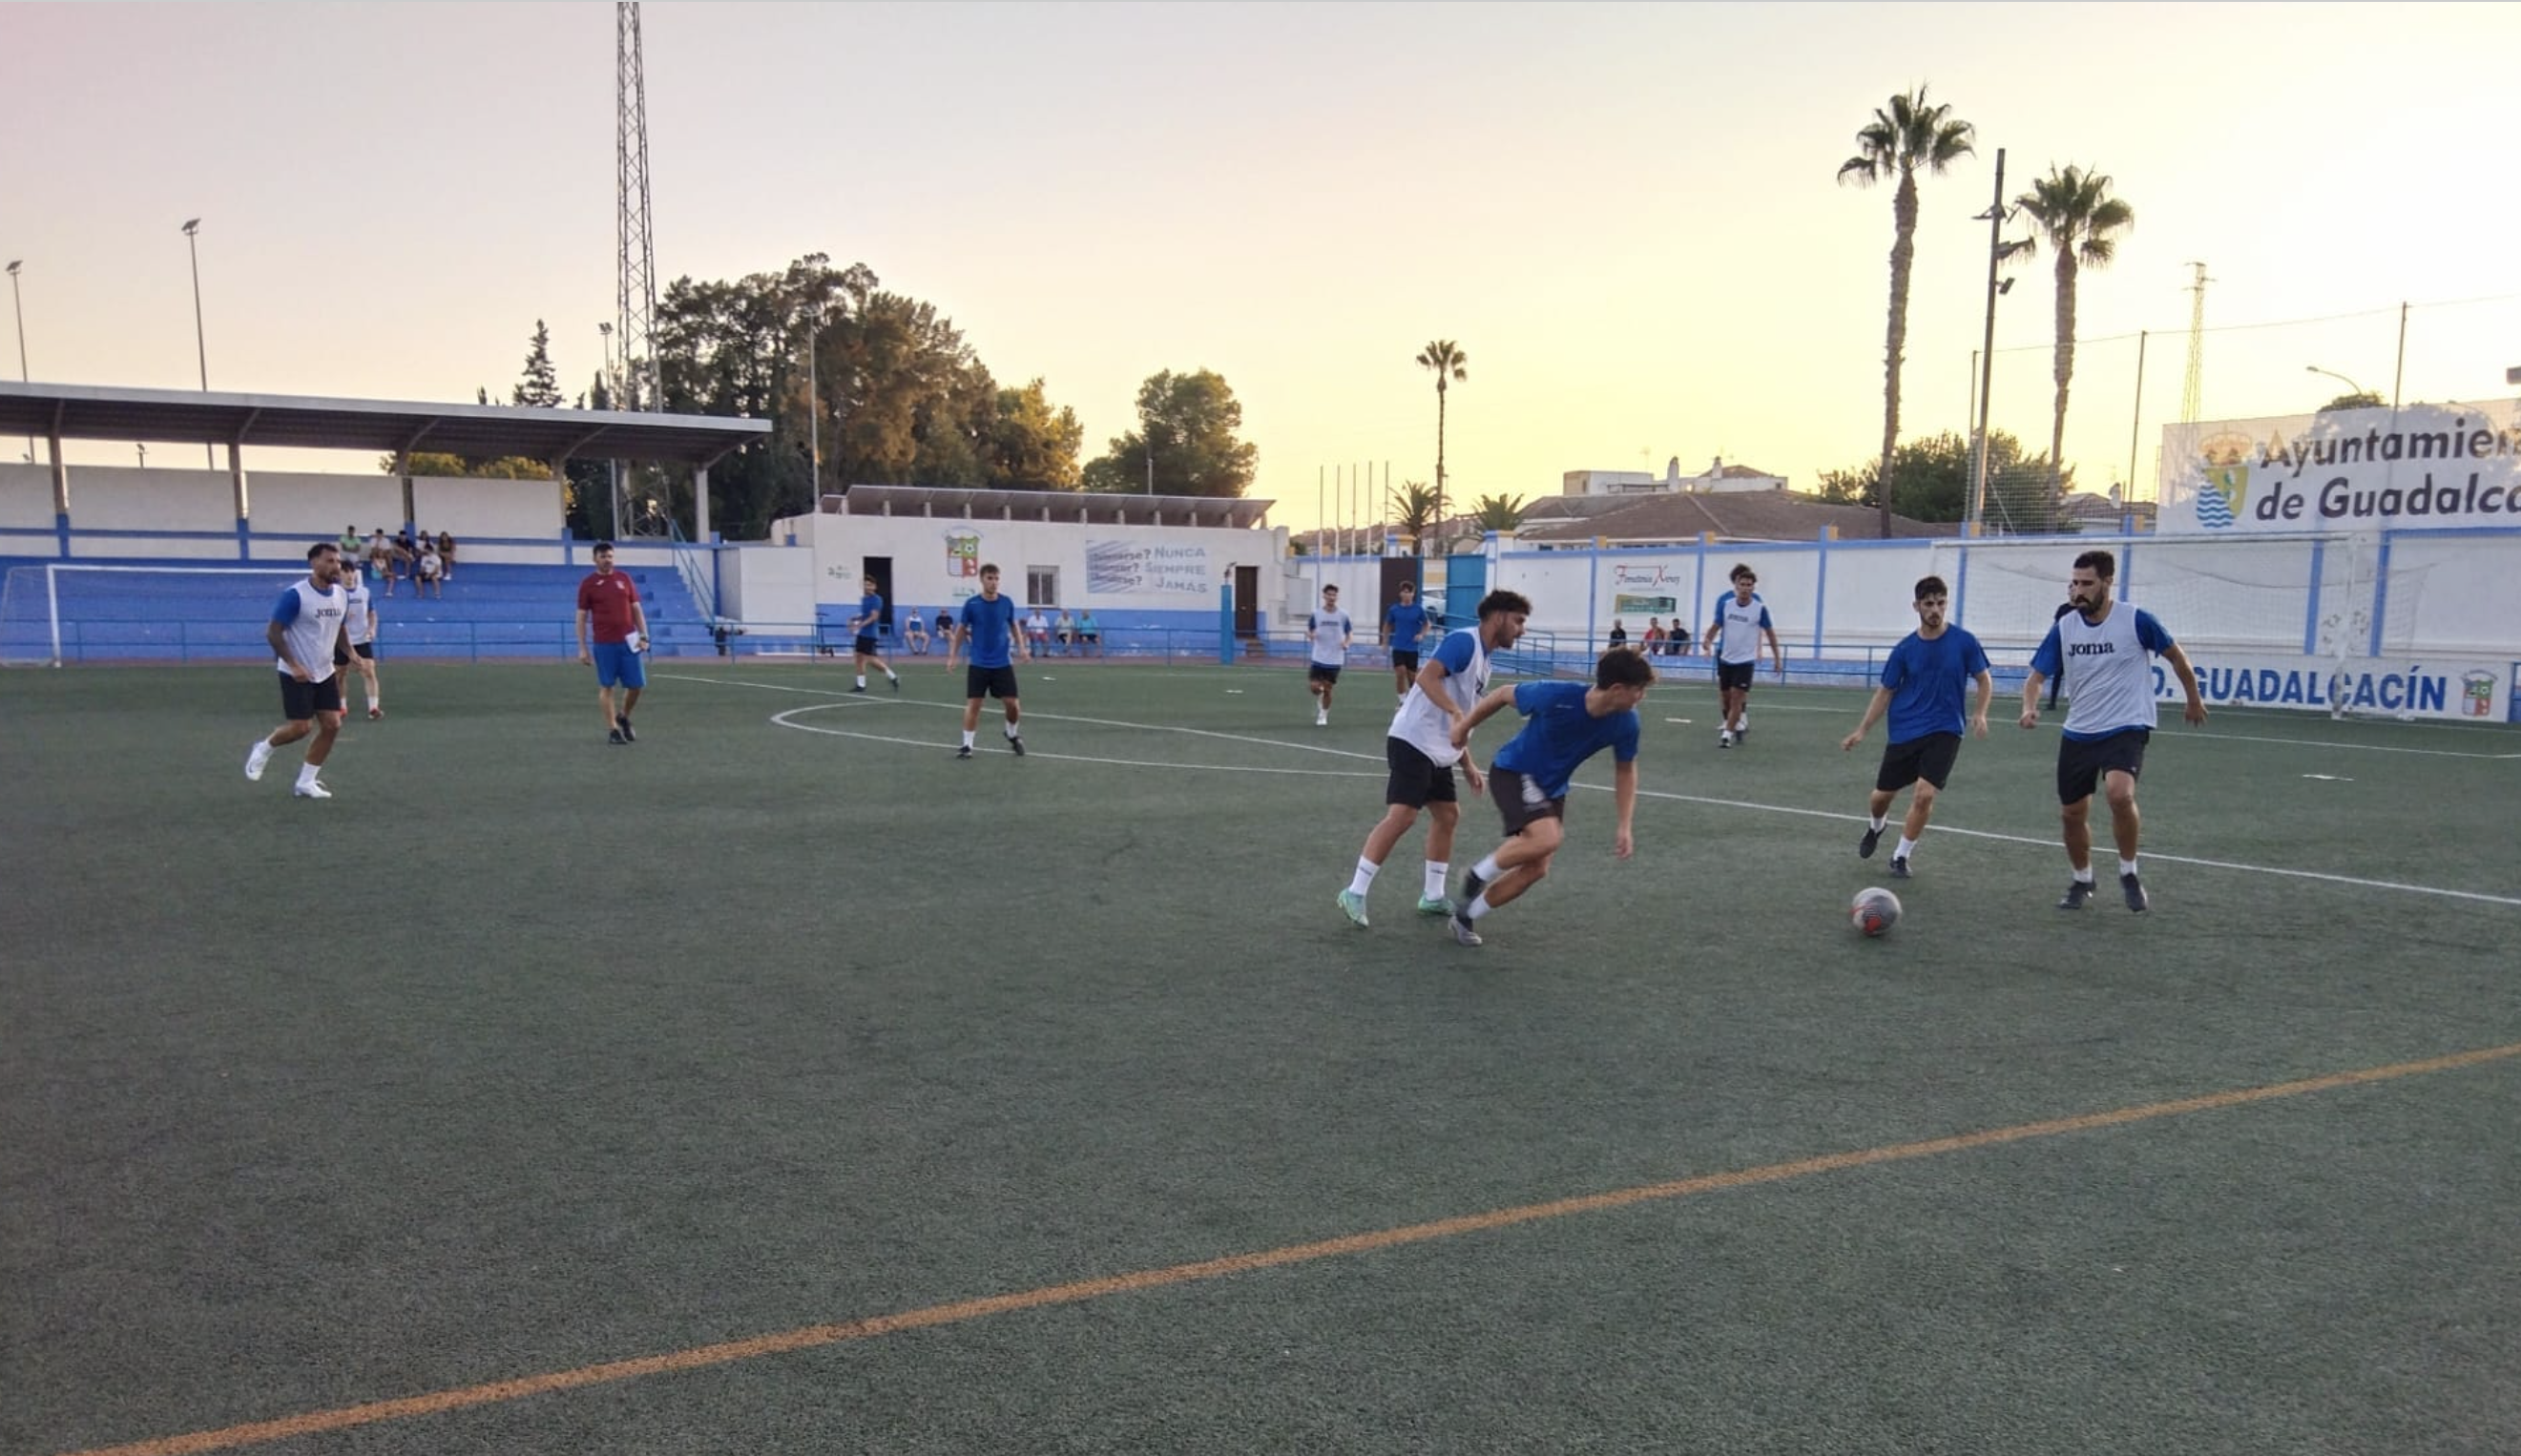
left=2166, top=654, right=2508, bottom=720
left=2159, top=400, right=2521, bottom=535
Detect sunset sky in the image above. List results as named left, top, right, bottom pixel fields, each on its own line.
left=5, top=1, right=2516, bottom=532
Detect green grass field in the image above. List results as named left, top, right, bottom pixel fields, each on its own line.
left=6, top=659, right=2519, bottom=1455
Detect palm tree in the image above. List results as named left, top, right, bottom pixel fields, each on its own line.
left=1388, top=480, right=1441, bottom=558
left=1472, top=492, right=1528, bottom=533
left=1838, top=86, right=1976, bottom=541
left=1415, top=341, right=1469, bottom=532
left=2009, top=164, right=2135, bottom=503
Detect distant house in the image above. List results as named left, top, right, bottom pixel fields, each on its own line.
left=1561, top=455, right=1788, bottom=498
left=2056, top=489, right=2157, bottom=531
left=1512, top=487, right=1953, bottom=547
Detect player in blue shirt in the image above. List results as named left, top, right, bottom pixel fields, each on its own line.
left=945, top=563, right=1031, bottom=759
left=1440, top=649, right=1655, bottom=946
left=848, top=576, right=901, bottom=694
left=2020, top=549, right=2206, bottom=911
left=1383, top=579, right=1432, bottom=703
left=1839, top=575, right=1992, bottom=880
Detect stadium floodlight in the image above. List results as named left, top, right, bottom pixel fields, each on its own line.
left=182, top=218, right=212, bottom=466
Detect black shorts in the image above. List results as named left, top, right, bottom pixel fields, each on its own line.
left=1489, top=766, right=1566, bottom=837
left=1308, top=663, right=1343, bottom=684
left=1391, top=651, right=1421, bottom=674
left=278, top=671, right=343, bottom=721
left=1384, top=738, right=1459, bottom=808
left=1876, top=732, right=1963, bottom=793
left=1717, top=659, right=1757, bottom=692
left=1081, top=632, right=1099, bottom=643
left=966, top=664, right=1021, bottom=701
left=350, top=641, right=374, bottom=661
left=2056, top=728, right=2150, bottom=804
left=853, top=634, right=880, bottom=656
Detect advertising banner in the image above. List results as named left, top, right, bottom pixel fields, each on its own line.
left=2168, top=653, right=2507, bottom=720
left=2158, top=400, right=2521, bottom=535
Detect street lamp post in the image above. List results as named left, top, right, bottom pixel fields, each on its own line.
left=181, top=219, right=212, bottom=467
left=2306, top=364, right=2369, bottom=402
left=6, top=260, right=31, bottom=462
left=1967, top=147, right=2011, bottom=534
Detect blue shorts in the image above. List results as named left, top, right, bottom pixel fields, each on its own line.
left=593, top=640, right=647, bottom=689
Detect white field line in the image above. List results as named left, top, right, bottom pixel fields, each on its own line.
left=687, top=675, right=2521, bottom=909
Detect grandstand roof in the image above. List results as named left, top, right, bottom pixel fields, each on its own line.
left=0, top=381, right=770, bottom=467
left=823, top=485, right=1273, bottom=530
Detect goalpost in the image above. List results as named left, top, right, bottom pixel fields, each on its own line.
left=0, top=563, right=307, bottom=667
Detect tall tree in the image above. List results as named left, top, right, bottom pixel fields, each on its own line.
left=979, top=378, right=1086, bottom=489
left=1083, top=369, right=1258, bottom=496
left=512, top=320, right=564, bottom=409
left=2010, top=164, right=2135, bottom=502
left=1415, top=342, right=1468, bottom=529
left=1837, top=86, right=1975, bottom=540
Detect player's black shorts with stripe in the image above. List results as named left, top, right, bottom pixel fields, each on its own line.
left=1489, top=765, right=1566, bottom=837
left=1391, top=651, right=1421, bottom=674
left=1717, top=658, right=1757, bottom=692
left=1383, top=738, right=1458, bottom=808
left=853, top=633, right=880, bottom=656
left=1308, top=663, right=1342, bottom=684
left=966, top=664, right=1021, bottom=700
left=2056, top=727, right=2149, bottom=803
left=333, top=640, right=376, bottom=667
left=1876, top=732, right=1962, bottom=793
left=278, top=671, right=343, bottom=721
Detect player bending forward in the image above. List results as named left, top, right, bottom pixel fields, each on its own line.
left=1336, top=590, right=1532, bottom=928
left=1443, top=650, right=1653, bottom=946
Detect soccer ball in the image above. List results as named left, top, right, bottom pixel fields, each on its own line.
left=1851, top=886, right=1902, bottom=937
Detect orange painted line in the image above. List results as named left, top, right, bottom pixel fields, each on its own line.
left=58, top=1039, right=2521, bottom=1456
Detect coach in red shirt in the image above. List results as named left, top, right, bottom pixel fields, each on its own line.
left=574, top=541, right=652, bottom=745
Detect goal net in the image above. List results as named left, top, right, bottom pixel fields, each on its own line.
left=1, top=563, right=309, bottom=667
left=1930, top=531, right=2443, bottom=721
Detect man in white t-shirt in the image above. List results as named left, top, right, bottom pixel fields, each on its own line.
left=1699, top=561, right=1783, bottom=748
left=245, top=541, right=357, bottom=799
left=332, top=561, right=382, bottom=720
left=1303, top=584, right=1354, bottom=726
left=1336, top=590, right=1531, bottom=927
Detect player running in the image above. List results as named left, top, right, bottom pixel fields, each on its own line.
left=1839, top=574, right=1992, bottom=879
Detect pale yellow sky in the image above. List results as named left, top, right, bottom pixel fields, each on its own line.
left=5, top=2, right=2515, bottom=531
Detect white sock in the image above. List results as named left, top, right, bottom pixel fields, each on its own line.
left=2119, top=858, right=2139, bottom=878
left=1005, top=722, right=1021, bottom=739
left=1895, top=836, right=1917, bottom=860
left=886, top=670, right=898, bottom=682
left=856, top=675, right=866, bottom=688
left=1348, top=859, right=1380, bottom=897
left=961, top=729, right=975, bottom=747
left=1471, top=854, right=1501, bottom=882
left=1870, top=815, right=1887, bottom=831
left=1424, top=861, right=1448, bottom=899
left=2073, top=867, right=2095, bottom=884
left=1465, top=892, right=1494, bottom=922
left=295, top=762, right=320, bottom=788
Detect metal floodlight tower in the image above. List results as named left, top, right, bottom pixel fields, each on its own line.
left=616, top=2, right=662, bottom=535
left=2179, top=261, right=2212, bottom=424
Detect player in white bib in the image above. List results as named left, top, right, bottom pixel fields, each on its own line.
left=1699, top=561, right=1782, bottom=747
left=1336, top=591, right=1532, bottom=927
left=244, top=541, right=357, bottom=799
left=2019, top=549, right=2206, bottom=911
left=334, top=561, right=381, bottom=719
left=1303, top=584, right=1354, bottom=726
